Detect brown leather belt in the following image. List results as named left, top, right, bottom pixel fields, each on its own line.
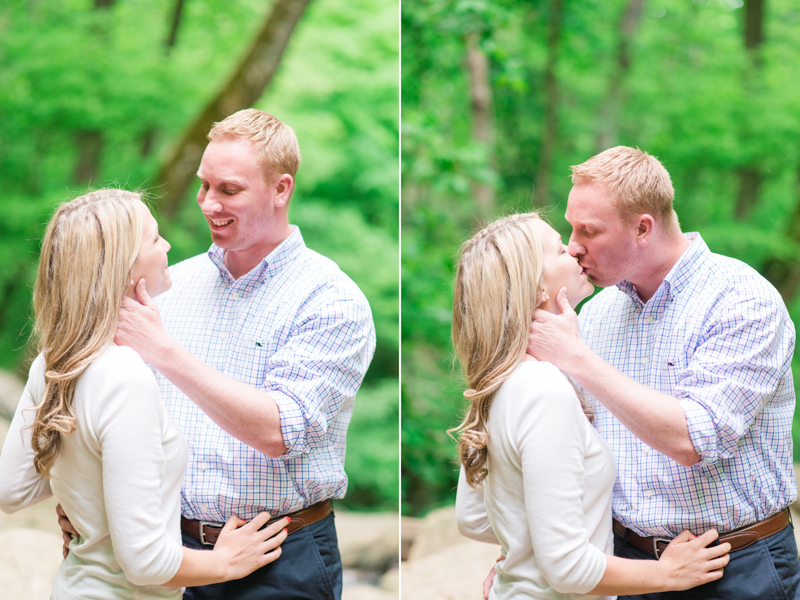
left=612, top=509, right=791, bottom=559
left=181, top=499, right=332, bottom=546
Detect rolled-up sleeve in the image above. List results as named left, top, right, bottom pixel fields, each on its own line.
left=676, top=297, right=795, bottom=463
left=265, top=291, right=376, bottom=458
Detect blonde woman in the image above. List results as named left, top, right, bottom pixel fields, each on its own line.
left=451, top=213, right=730, bottom=599
left=0, top=189, right=288, bottom=599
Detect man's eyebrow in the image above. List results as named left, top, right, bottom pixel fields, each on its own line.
left=576, top=219, right=604, bottom=230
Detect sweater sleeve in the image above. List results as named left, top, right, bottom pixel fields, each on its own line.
left=455, top=466, right=500, bottom=544
left=0, top=355, right=53, bottom=513
left=93, top=353, right=183, bottom=586
left=518, top=365, right=607, bottom=594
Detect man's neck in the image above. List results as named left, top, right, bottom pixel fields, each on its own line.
left=630, top=234, right=692, bottom=303
left=223, top=226, right=293, bottom=280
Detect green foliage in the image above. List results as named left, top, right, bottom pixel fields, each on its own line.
left=403, top=0, right=800, bottom=515
left=0, top=0, right=398, bottom=511
left=343, top=378, right=400, bottom=511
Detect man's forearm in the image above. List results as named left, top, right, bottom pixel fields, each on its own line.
left=150, top=337, right=286, bottom=457
left=566, top=345, right=700, bottom=467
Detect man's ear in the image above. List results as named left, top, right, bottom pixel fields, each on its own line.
left=636, top=214, right=655, bottom=247
left=273, top=174, right=295, bottom=208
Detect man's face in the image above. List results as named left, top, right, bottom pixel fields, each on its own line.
left=196, top=138, right=277, bottom=253
left=565, top=182, right=638, bottom=288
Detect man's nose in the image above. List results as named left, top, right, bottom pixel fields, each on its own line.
left=200, top=192, right=223, bottom=214
left=568, top=235, right=584, bottom=257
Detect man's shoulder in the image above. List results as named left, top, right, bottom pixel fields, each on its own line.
left=290, top=247, right=369, bottom=305
left=692, top=250, right=786, bottom=310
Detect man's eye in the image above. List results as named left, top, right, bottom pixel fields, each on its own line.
left=221, top=188, right=237, bottom=195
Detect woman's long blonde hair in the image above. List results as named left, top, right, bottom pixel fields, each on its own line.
left=449, top=213, right=545, bottom=487
left=449, top=212, right=592, bottom=488
left=30, top=189, right=143, bottom=477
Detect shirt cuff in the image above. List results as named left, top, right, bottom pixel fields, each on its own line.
left=268, top=388, right=307, bottom=457
left=677, top=396, right=717, bottom=463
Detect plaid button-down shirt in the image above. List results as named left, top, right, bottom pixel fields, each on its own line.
left=154, top=226, right=375, bottom=523
left=578, top=233, right=796, bottom=538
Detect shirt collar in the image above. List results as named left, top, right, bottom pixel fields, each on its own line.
left=207, top=225, right=306, bottom=284
left=616, top=232, right=707, bottom=303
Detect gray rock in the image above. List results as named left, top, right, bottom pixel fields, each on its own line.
left=406, top=505, right=465, bottom=562
left=0, top=528, right=63, bottom=599
left=401, top=540, right=499, bottom=600
left=336, top=510, right=399, bottom=572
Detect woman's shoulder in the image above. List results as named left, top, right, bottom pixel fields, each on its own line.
left=85, top=345, right=156, bottom=387
left=502, top=360, right=574, bottom=398
left=494, top=360, right=581, bottom=425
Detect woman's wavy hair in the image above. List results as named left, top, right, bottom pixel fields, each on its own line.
left=30, top=189, right=143, bottom=477
left=448, top=212, right=592, bottom=488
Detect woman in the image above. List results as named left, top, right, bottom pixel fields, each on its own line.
left=0, top=189, right=288, bottom=599
left=451, top=213, right=730, bottom=599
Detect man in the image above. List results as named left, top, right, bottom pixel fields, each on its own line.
left=97, top=109, right=374, bottom=599
left=527, top=146, right=798, bottom=599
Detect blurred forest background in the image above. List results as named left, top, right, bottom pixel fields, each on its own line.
left=0, top=0, right=398, bottom=511
left=402, top=0, right=800, bottom=516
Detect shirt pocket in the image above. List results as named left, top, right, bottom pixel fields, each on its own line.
left=227, top=335, right=272, bottom=388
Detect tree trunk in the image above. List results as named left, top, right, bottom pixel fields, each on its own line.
left=595, top=0, right=644, bottom=152
left=734, top=167, right=761, bottom=219
left=735, top=0, right=766, bottom=218
left=73, top=130, right=104, bottom=184
left=744, top=0, right=765, bottom=65
left=165, top=0, right=186, bottom=53
left=764, top=164, right=800, bottom=302
left=533, top=0, right=564, bottom=208
left=154, top=0, right=314, bottom=215
left=465, top=31, right=494, bottom=212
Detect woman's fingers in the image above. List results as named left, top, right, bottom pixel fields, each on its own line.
left=261, top=526, right=289, bottom=553
left=246, top=511, right=273, bottom=531
left=260, top=545, right=283, bottom=567
left=704, top=541, right=731, bottom=559
left=220, top=514, right=246, bottom=533
left=694, top=528, right=719, bottom=547
left=259, top=516, right=289, bottom=540
left=670, top=529, right=694, bottom=544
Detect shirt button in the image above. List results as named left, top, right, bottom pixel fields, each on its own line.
left=219, top=332, right=228, bottom=339
left=641, top=357, right=648, bottom=366
left=231, top=292, right=240, bottom=300
left=646, top=315, right=655, bottom=324
left=643, top=446, right=651, bottom=454
left=644, top=489, right=653, bottom=498
left=204, top=417, right=215, bottom=427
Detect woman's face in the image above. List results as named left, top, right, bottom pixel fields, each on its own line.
left=533, top=219, right=594, bottom=310
left=129, top=202, right=172, bottom=298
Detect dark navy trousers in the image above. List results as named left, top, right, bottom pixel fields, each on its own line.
left=181, top=512, right=342, bottom=600
left=615, top=523, right=800, bottom=600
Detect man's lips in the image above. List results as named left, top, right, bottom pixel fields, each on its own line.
left=208, top=217, right=234, bottom=227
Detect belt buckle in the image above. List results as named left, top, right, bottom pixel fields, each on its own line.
left=653, top=538, right=671, bottom=560
left=199, top=521, right=216, bottom=546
